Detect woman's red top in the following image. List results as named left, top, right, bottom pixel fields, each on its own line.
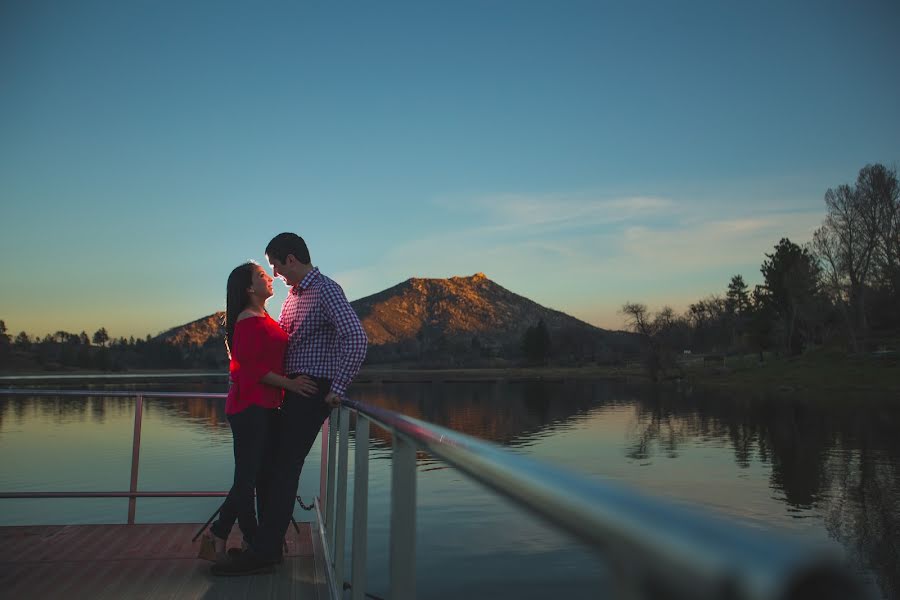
left=226, top=314, right=288, bottom=415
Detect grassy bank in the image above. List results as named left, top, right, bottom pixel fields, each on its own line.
left=357, top=365, right=643, bottom=383
left=2, top=353, right=895, bottom=394
left=682, top=349, right=899, bottom=394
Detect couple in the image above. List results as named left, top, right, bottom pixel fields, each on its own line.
left=202, top=232, right=367, bottom=576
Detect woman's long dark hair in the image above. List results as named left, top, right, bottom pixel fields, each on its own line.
left=224, top=262, right=257, bottom=358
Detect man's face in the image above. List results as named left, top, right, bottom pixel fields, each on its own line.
left=267, top=254, right=297, bottom=287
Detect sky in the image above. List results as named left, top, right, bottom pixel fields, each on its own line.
left=1, top=0, right=899, bottom=339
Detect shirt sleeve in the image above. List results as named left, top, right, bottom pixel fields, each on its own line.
left=320, top=281, right=368, bottom=396
left=231, top=320, right=272, bottom=399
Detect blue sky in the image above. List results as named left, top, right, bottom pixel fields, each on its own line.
left=1, top=0, right=899, bottom=339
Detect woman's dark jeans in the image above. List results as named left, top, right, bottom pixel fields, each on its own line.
left=210, top=404, right=277, bottom=544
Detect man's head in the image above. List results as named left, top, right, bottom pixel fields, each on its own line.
left=265, top=232, right=312, bottom=287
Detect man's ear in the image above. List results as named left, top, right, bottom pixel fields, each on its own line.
left=285, top=254, right=297, bottom=266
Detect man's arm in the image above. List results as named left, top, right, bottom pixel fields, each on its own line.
left=320, top=280, right=368, bottom=401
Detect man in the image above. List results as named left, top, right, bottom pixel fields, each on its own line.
left=213, top=232, right=367, bottom=576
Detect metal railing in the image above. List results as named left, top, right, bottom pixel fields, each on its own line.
left=0, top=386, right=869, bottom=600
left=0, top=388, right=234, bottom=524
left=323, top=399, right=869, bottom=600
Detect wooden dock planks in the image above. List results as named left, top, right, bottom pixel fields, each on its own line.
left=0, top=523, right=329, bottom=599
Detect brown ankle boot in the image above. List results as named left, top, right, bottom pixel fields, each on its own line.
left=197, top=532, right=227, bottom=562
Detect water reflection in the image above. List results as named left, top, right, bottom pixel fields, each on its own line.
left=1, top=381, right=898, bottom=598
left=613, top=385, right=900, bottom=599
left=351, top=380, right=604, bottom=450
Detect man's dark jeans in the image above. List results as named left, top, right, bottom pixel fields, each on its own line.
left=210, top=404, right=277, bottom=544
left=251, top=376, right=332, bottom=561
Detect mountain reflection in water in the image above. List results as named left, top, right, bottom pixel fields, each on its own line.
left=0, top=379, right=897, bottom=598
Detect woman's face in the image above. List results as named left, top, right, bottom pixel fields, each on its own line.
left=248, top=265, right=274, bottom=300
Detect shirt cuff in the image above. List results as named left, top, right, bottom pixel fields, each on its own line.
left=330, top=379, right=349, bottom=397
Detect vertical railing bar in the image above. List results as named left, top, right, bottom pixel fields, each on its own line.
left=319, top=415, right=330, bottom=509
left=326, top=407, right=338, bottom=534
left=351, top=415, right=370, bottom=600
left=389, top=433, right=417, bottom=600
left=334, top=406, right=351, bottom=590
left=127, top=394, right=144, bottom=524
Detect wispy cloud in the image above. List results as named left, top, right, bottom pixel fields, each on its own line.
left=619, top=212, right=823, bottom=272
left=335, top=191, right=826, bottom=329
left=440, top=193, right=676, bottom=235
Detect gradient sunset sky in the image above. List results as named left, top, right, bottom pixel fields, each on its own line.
left=2, top=1, right=899, bottom=339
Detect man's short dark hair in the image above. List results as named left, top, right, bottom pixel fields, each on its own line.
left=266, top=232, right=311, bottom=265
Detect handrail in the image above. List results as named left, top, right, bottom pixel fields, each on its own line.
left=334, top=399, right=867, bottom=600
left=0, top=388, right=230, bottom=523
left=0, top=389, right=227, bottom=399
left=0, top=492, right=231, bottom=498
left=1, top=386, right=868, bottom=600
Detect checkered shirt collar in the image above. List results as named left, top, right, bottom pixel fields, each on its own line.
left=290, top=266, right=321, bottom=296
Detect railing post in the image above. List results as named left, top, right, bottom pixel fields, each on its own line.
left=334, top=407, right=351, bottom=589
left=319, top=414, right=330, bottom=509
left=127, top=394, right=144, bottom=524
left=389, top=433, right=416, bottom=600
left=325, top=407, right=338, bottom=531
left=351, top=416, right=370, bottom=600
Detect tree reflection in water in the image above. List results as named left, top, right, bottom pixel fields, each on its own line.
left=353, top=381, right=899, bottom=599
left=625, top=385, right=899, bottom=599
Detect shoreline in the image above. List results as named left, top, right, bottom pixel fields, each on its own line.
left=1, top=356, right=896, bottom=394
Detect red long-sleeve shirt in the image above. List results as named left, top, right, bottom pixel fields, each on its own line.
left=226, top=314, right=288, bottom=415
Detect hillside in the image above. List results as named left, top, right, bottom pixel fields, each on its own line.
left=156, top=312, right=225, bottom=347
left=354, top=273, right=631, bottom=364
left=153, top=274, right=634, bottom=366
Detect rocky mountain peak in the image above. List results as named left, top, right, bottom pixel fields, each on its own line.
left=152, top=273, right=630, bottom=365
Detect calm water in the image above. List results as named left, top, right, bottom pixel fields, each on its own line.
left=1, top=379, right=898, bottom=599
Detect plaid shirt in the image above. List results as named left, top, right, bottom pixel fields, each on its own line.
left=278, top=267, right=367, bottom=397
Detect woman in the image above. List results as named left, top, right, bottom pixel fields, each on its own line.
left=199, top=261, right=316, bottom=561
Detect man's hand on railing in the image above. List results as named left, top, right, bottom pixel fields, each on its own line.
left=324, top=391, right=343, bottom=408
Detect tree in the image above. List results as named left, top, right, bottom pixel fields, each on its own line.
left=747, top=286, right=774, bottom=362
left=812, top=164, right=900, bottom=348
left=761, top=238, right=821, bottom=355
left=723, top=275, right=751, bottom=350
left=812, top=179, right=878, bottom=350
left=620, top=303, right=682, bottom=381
left=725, top=275, right=750, bottom=317
left=0, top=320, right=9, bottom=356
left=521, top=319, right=551, bottom=365
left=688, top=295, right=728, bottom=352
left=92, top=327, right=109, bottom=347
left=857, top=163, right=900, bottom=295
left=858, top=164, right=900, bottom=332
left=14, top=331, right=31, bottom=351
left=53, top=330, right=78, bottom=344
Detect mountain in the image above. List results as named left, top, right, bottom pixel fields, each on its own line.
left=156, top=312, right=225, bottom=347
left=154, top=273, right=634, bottom=366
left=354, top=273, right=630, bottom=364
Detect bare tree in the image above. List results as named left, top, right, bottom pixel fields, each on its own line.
left=621, top=302, right=682, bottom=381
left=813, top=164, right=899, bottom=350
left=857, top=164, right=900, bottom=296
left=827, top=183, right=877, bottom=337
left=813, top=224, right=858, bottom=351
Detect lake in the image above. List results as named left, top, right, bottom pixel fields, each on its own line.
left=0, top=378, right=897, bottom=599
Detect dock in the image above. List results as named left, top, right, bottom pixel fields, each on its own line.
left=0, top=523, right=329, bottom=599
